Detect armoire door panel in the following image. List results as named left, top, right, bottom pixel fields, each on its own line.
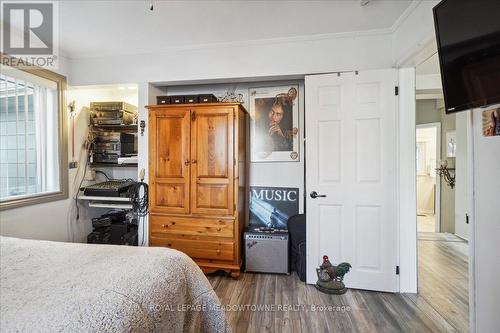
left=155, top=117, right=186, bottom=178
left=196, top=183, right=230, bottom=209
left=154, top=182, right=188, bottom=211
left=191, top=107, right=234, bottom=215
left=149, top=109, right=190, bottom=214
left=194, top=113, right=229, bottom=178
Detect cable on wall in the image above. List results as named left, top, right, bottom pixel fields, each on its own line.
left=128, top=181, right=149, bottom=246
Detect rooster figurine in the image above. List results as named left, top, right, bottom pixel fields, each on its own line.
left=315, top=255, right=352, bottom=294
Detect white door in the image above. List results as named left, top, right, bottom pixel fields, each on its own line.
left=305, top=69, right=399, bottom=292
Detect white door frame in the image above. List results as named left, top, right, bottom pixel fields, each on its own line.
left=416, top=122, right=441, bottom=232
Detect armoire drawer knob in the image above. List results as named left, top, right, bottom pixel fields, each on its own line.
left=216, top=228, right=222, bottom=232
left=161, top=224, right=168, bottom=228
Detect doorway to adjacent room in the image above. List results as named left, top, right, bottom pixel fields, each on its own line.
left=416, top=123, right=440, bottom=233
left=414, top=52, right=469, bottom=332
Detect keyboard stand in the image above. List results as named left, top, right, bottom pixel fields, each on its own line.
left=77, top=193, right=132, bottom=209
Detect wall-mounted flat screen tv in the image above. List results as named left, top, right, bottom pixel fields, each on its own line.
left=433, top=0, right=500, bottom=113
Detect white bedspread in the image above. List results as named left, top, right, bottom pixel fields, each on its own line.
left=0, top=236, right=230, bottom=333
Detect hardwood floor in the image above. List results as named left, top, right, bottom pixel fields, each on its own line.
left=417, top=215, right=436, bottom=233
left=416, top=232, right=469, bottom=333
left=207, top=233, right=469, bottom=332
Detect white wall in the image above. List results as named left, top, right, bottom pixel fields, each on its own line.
left=471, top=106, right=500, bottom=333
left=416, top=127, right=437, bottom=215
left=0, top=86, right=138, bottom=242
left=455, top=111, right=469, bottom=240
left=68, top=33, right=393, bottom=86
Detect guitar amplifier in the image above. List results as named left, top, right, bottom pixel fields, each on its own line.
left=244, top=230, right=289, bottom=274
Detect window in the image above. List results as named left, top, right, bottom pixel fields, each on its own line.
left=0, top=64, right=67, bottom=209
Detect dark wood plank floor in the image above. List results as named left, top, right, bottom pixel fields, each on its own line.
left=207, top=233, right=469, bottom=333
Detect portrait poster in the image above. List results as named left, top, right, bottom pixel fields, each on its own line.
left=249, top=186, right=299, bottom=230
left=249, top=86, right=299, bottom=162
left=482, top=107, right=500, bottom=137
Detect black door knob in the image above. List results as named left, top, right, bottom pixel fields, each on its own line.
left=310, top=191, right=327, bottom=199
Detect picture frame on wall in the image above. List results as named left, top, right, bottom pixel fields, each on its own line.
left=482, top=107, right=500, bottom=137
left=446, top=130, right=457, bottom=158
left=249, top=85, right=299, bottom=162
left=249, top=186, right=299, bottom=229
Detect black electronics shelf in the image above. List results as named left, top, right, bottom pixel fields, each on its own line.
left=90, top=163, right=138, bottom=168
left=90, top=124, right=138, bottom=132
left=89, top=123, right=138, bottom=168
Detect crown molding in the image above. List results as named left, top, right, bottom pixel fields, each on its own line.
left=389, top=0, right=422, bottom=33
left=67, top=27, right=395, bottom=60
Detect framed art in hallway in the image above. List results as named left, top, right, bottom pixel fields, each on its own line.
left=445, top=130, right=457, bottom=158
left=249, top=85, right=299, bottom=162
left=482, top=107, right=500, bottom=137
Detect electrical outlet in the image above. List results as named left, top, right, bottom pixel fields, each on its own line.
left=85, top=169, right=96, bottom=181
left=69, top=161, right=78, bottom=169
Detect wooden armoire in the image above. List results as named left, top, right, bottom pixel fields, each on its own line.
left=147, top=103, right=248, bottom=278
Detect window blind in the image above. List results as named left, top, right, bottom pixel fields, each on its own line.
left=0, top=71, right=60, bottom=200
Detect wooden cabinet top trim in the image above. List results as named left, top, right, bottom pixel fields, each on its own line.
left=146, top=102, right=247, bottom=112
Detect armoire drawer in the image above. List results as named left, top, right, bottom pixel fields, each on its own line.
left=150, top=236, right=234, bottom=261
left=150, top=215, right=234, bottom=238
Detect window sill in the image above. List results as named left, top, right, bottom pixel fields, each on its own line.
left=0, top=190, right=68, bottom=211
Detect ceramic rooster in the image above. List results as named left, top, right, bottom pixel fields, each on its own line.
left=315, top=255, right=352, bottom=294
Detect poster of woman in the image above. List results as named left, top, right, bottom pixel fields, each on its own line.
left=482, top=107, right=500, bottom=137
left=249, top=85, right=299, bottom=162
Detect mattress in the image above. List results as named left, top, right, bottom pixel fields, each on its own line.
left=0, top=236, right=230, bottom=332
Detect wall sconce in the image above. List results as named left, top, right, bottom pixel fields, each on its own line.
left=436, top=160, right=455, bottom=189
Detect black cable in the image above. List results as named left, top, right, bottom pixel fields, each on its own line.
left=75, top=157, right=89, bottom=220
left=128, top=182, right=148, bottom=217
left=128, top=181, right=149, bottom=246
left=94, top=170, right=110, bottom=180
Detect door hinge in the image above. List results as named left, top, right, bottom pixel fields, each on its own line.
left=396, top=266, right=400, bottom=275
left=191, top=111, right=196, bottom=121
left=466, top=213, right=469, bottom=224
left=395, top=86, right=399, bottom=96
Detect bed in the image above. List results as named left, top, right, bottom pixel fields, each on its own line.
left=0, top=236, right=231, bottom=332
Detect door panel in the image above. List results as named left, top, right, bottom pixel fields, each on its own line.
left=197, top=182, right=230, bottom=209
left=191, top=107, right=234, bottom=215
left=149, top=109, right=190, bottom=214
left=305, top=70, right=398, bottom=292
left=195, top=113, right=229, bottom=178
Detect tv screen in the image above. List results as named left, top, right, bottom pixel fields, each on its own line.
left=433, top=0, right=500, bottom=113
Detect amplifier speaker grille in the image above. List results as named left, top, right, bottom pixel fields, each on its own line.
left=244, top=232, right=289, bottom=274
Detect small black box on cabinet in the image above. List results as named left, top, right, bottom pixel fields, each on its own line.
left=156, top=96, right=171, bottom=105
left=199, top=94, right=218, bottom=103
left=184, top=95, right=199, bottom=104
left=170, top=96, right=185, bottom=104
